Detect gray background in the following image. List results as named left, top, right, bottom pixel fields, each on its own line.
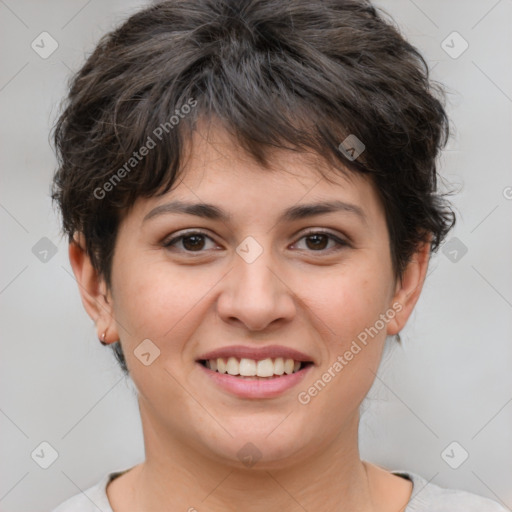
left=1, top=1, right=511, bottom=510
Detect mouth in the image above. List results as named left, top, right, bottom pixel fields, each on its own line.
left=197, top=357, right=314, bottom=379
left=195, top=345, right=315, bottom=398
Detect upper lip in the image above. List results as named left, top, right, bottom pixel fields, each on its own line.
left=197, top=345, right=314, bottom=363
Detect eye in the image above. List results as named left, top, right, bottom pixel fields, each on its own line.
left=163, top=230, right=218, bottom=253
left=292, top=230, right=348, bottom=252
left=162, top=229, right=348, bottom=254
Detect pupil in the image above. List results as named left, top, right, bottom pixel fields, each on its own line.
left=182, top=234, right=327, bottom=251
left=306, top=234, right=327, bottom=250
left=183, top=235, right=204, bottom=251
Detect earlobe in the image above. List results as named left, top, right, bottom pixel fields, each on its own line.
left=386, top=238, right=431, bottom=336
left=68, top=232, right=119, bottom=343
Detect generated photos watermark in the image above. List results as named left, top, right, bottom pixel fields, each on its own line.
left=297, top=301, right=403, bottom=405
left=93, top=97, right=197, bottom=200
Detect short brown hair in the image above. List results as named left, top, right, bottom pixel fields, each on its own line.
left=51, top=0, right=455, bottom=373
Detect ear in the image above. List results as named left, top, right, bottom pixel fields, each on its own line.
left=68, top=232, right=118, bottom=344
left=386, top=237, right=431, bottom=336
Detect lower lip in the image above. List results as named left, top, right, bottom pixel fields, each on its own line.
left=197, top=362, right=313, bottom=399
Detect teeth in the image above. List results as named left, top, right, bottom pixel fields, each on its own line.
left=239, top=358, right=257, bottom=376
left=205, top=357, right=305, bottom=377
left=217, top=358, right=227, bottom=374
left=274, top=357, right=284, bottom=375
left=226, top=356, right=239, bottom=376
left=256, top=358, right=274, bottom=377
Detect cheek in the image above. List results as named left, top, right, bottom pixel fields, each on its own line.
left=298, top=263, right=391, bottom=402
left=312, top=265, right=391, bottom=345
left=112, top=261, right=218, bottom=352
left=296, top=276, right=388, bottom=427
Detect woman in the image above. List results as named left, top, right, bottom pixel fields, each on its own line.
left=50, top=0, right=507, bottom=510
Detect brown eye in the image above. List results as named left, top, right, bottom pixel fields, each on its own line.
left=181, top=234, right=206, bottom=251
left=293, top=231, right=348, bottom=252
left=163, top=231, right=217, bottom=252
left=304, top=234, right=329, bottom=250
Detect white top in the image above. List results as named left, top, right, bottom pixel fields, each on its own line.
left=51, top=467, right=508, bottom=511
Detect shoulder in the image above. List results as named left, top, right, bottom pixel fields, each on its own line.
left=393, top=471, right=509, bottom=512
left=50, top=470, right=125, bottom=512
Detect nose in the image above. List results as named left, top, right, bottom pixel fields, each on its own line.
left=216, top=246, right=296, bottom=332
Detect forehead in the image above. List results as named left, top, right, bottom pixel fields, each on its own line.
left=173, top=118, right=373, bottom=202
left=129, top=118, right=386, bottom=228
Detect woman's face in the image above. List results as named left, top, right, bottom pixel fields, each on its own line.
left=85, top=122, right=426, bottom=468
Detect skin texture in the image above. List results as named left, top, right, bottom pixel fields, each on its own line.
left=69, top=120, right=430, bottom=511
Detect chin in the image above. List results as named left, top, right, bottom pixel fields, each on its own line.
left=198, top=423, right=314, bottom=470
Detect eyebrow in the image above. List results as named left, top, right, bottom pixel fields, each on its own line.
left=143, top=199, right=367, bottom=225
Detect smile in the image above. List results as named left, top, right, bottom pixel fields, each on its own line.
left=199, top=357, right=313, bottom=378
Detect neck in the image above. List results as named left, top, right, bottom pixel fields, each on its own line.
left=127, top=402, right=376, bottom=511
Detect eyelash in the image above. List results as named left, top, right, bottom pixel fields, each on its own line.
left=162, top=229, right=349, bottom=255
